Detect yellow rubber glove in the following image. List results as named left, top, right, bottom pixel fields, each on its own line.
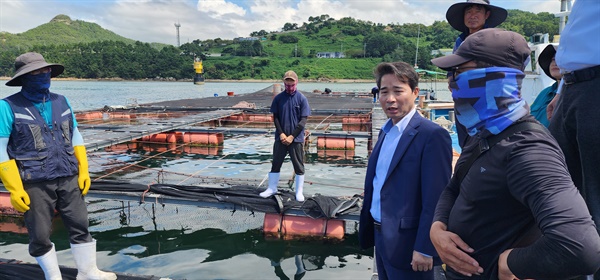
left=73, top=145, right=91, bottom=195
left=0, top=159, right=30, bottom=212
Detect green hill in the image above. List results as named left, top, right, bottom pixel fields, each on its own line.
left=0, top=11, right=559, bottom=81
left=0, top=14, right=167, bottom=50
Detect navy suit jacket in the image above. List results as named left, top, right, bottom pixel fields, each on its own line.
left=359, top=112, right=452, bottom=270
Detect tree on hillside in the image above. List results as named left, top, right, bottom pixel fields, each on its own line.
left=364, top=32, right=400, bottom=57
left=180, top=41, right=205, bottom=59
left=250, top=30, right=268, bottom=37
left=283, top=23, right=299, bottom=31
left=501, top=10, right=559, bottom=41
left=278, top=35, right=299, bottom=44
left=426, top=21, right=458, bottom=50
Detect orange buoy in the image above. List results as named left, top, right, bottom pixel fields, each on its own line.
left=182, top=145, right=222, bottom=156
left=317, top=149, right=355, bottom=160
left=0, top=192, right=12, bottom=209
left=317, top=137, right=355, bottom=150
left=227, top=91, right=234, bottom=96
left=342, top=115, right=370, bottom=132
left=165, top=132, right=177, bottom=143
left=181, top=132, right=224, bottom=146
left=263, top=213, right=345, bottom=240
left=76, top=112, right=103, bottom=121
left=263, top=213, right=283, bottom=238
left=142, top=133, right=169, bottom=143
left=0, top=220, right=29, bottom=234
left=139, top=142, right=177, bottom=153
left=247, top=114, right=273, bottom=123
left=108, top=112, right=133, bottom=119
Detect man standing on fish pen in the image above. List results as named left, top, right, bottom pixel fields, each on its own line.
left=371, top=86, right=379, bottom=103
left=430, top=28, right=600, bottom=279
left=259, top=70, right=311, bottom=202
left=445, top=0, right=507, bottom=149
left=359, top=61, right=452, bottom=279
left=0, top=52, right=116, bottom=280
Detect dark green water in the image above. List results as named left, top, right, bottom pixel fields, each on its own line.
left=0, top=133, right=374, bottom=279
left=0, top=81, right=452, bottom=279
left=1, top=197, right=373, bottom=279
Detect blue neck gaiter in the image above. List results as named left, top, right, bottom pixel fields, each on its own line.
left=450, top=67, right=529, bottom=136
left=20, top=72, right=51, bottom=103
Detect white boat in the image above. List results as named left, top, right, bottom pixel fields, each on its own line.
left=521, top=0, right=572, bottom=105
left=521, top=34, right=557, bottom=105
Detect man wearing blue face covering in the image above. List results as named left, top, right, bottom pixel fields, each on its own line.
left=429, top=29, right=600, bottom=279
left=0, top=52, right=116, bottom=280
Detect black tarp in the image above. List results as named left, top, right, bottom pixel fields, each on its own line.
left=90, top=180, right=362, bottom=218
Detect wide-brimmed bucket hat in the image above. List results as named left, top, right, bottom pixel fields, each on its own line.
left=431, top=28, right=530, bottom=72
left=538, top=44, right=558, bottom=80
left=446, top=0, right=508, bottom=33
left=6, top=52, right=64, bottom=86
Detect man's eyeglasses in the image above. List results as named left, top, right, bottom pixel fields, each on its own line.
left=451, top=66, right=478, bottom=81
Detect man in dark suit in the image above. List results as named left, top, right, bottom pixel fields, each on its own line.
left=359, top=61, right=453, bottom=279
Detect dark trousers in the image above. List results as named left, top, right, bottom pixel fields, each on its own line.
left=374, top=227, right=433, bottom=280
left=549, top=74, right=600, bottom=279
left=271, top=141, right=305, bottom=175
left=549, top=73, right=600, bottom=232
left=23, top=175, right=92, bottom=257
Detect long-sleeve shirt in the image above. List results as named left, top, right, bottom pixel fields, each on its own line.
left=529, top=82, right=558, bottom=127
left=434, top=116, right=600, bottom=279
left=556, top=0, right=600, bottom=72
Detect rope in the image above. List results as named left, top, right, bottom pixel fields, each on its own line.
left=87, top=112, right=366, bottom=190
left=94, top=142, right=188, bottom=180
left=176, top=131, right=272, bottom=185
left=313, top=114, right=334, bottom=131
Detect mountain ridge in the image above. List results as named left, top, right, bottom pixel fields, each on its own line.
left=0, top=14, right=167, bottom=49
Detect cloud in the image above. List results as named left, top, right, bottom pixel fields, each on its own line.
left=197, top=0, right=246, bottom=18
left=0, top=0, right=566, bottom=45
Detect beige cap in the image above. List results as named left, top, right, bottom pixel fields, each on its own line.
left=283, top=70, right=298, bottom=81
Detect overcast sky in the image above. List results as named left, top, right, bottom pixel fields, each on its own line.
left=0, top=0, right=565, bottom=45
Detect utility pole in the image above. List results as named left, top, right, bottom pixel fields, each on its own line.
left=174, top=22, right=181, bottom=47
left=363, top=43, right=366, bottom=58
left=557, top=0, right=572, bottom=34
left=414, top=25, right=420, bottom=68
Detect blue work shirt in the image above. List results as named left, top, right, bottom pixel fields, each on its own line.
left=270, top=90, right=311, bottom=142
left=556, top=0, right=600, bottom=72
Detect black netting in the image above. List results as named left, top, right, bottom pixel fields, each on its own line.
left=90, top=180, right=362, bottom=217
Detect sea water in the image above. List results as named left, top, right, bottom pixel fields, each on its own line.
left=0, top=80, right=452, bottom=279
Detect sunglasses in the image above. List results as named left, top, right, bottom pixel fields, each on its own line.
left=451, top=66, right=480, bottom=81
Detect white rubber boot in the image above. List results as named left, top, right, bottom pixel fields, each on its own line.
left=260, top=172, right=280, bottom=198
left=35, top=243, right=63, bottom=280
left=70, top=240, right=116, bottom=280
left=295, top=175, right=305, bottom=202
